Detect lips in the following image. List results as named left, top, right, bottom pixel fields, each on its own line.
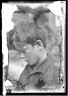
left=22, top=57, right=29, bottom=62
left=24, top=58, right=29, bottom=62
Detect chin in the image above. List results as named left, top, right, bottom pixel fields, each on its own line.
left=28, top=59, right=38, bottom=65
left=29, top=63, right=34, bottom=65
left=29, top=61, right=38, bottom=65
left=28, top=62, right=35, bottom=65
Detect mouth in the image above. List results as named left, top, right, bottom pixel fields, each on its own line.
left=24, top=59, right=28, bottom=62
left=23, top=57, right=29, bottom=62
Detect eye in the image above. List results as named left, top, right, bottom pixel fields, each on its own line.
left=21, top=49, right=25, bottom=53
left=21, top=45, right=29, bottom=53
left=22, top=48, right=28, bottom=53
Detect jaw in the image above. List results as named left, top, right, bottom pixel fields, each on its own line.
left=38, top=51, right=47, bottom=64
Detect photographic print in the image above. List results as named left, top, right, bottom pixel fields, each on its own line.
left=2, top=1, right=66, bottom=95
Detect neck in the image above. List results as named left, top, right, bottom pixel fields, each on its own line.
left=32, top=51, right=47, bottom=71
left=39, top=51, right=47, bottom=64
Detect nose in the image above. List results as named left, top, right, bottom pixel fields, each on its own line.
left=21, top=53, right=25, bottom=58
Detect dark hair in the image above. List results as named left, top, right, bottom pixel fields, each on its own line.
left=13, top=21, right=48, bottom=51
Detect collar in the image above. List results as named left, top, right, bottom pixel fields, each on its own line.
left=26, top=55, right=53, bottom=78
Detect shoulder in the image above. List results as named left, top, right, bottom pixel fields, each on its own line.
left=42, top=55, right=59, bottom=76
left=42, top=63, right=59, bottom=86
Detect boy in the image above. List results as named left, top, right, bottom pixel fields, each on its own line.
left=12, top=21, right=60, bottom=90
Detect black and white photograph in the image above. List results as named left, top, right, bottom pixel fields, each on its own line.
left=2, top=1, right=66, bottom=95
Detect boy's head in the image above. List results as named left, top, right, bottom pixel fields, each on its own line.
left=12, top=21, right=48, bottom=65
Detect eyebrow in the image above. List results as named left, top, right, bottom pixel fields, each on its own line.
left=20, top=46, right=27, bottom=53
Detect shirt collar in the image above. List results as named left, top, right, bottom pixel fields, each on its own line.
left=27, top=55, right=53, bottom=78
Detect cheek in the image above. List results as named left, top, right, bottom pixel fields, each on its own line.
left=26, top=51, right=38, bottom=61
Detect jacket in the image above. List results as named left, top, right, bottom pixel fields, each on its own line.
left=18, top=55, right=60, bottom=90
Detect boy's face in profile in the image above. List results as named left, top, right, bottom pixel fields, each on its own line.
left=21, top=43, right=40, bottom=65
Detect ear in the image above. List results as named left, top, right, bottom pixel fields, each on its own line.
left=36, top=40, right=43, bottom=51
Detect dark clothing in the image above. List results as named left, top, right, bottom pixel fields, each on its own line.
left=19, top=55, right=59, bottom=90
